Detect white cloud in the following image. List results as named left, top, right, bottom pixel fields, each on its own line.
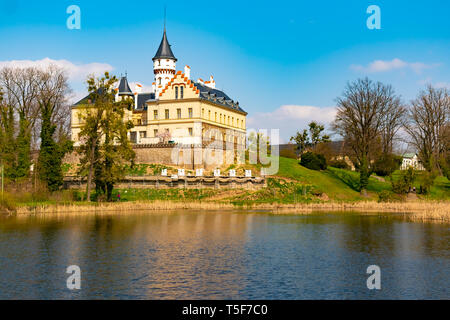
left=351, top=58, right=438, bottom=74
left=247, top=105, right=337, bottom=143
left=0, top=57, right=114, bottom=80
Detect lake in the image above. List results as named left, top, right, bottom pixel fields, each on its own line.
left=0, top=211, right=448, bottom=299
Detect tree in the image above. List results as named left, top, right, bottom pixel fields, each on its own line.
left=404, top=86, right=450, bottom=175
left=290, top=121, right=330, bottom=154
left=0, top=67, right=40, bottom=180
left=333, top=78, right=402, bottom=195
left=36, top=66, right=73, bottom=191
left=77, top=72, right=135, bottom=201
left=0, top=89, right=16, bottom=179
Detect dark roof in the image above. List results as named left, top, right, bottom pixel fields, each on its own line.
left=153, top=29, right=177, bottom=61
left=118, top=76, right=133, bottom=96
left=73, top=88, right=106, bottom=106
left=195, top=82, right=247, bottom=114
left=136, top=93, right=155, bottom=110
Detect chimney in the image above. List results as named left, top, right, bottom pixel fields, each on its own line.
left=134, top=83, right=143, bottom=94
left=209, top=75, right=215, bottom=89
left=184, top=65, right=191, bottom=79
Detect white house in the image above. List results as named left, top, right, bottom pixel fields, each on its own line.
left=400, top=153, right=425, bottom=171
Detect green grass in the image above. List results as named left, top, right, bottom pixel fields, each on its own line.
left=275, top=157, right=386, bottom=200
left=273, top=157, right=449, bottom=201
left=110, top=188, right=217, bottom=202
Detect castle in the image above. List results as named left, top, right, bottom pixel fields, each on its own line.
left=70, top=28, right=247, bottom=169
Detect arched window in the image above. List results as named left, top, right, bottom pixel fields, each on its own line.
left=180, top=86, right=184, bottom=99
left=175, top=86, right=178, bottom=99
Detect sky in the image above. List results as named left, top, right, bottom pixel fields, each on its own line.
left=0, top=0, right=449, bottom=142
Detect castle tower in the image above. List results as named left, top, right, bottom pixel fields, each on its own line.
left=116, top=75, right=134, bottom=102
left=153, top=28, right=177, bottom=96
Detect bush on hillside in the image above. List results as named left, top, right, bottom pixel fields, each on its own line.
left=300, top=152, right=327, bottom=170
left=373, top=154, right=403, bottom=177
left=377, top=190, right=404, bottom=202
left=329, top=159, right=349, bottom=170
left=391, top=167, right=416, bottom=194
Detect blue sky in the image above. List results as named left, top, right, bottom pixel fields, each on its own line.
left=1, top=0, right=449, bottom=141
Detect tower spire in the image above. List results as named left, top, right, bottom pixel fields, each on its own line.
left=164, top=5, right=167, bottom=31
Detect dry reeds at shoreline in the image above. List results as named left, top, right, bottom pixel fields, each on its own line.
left=5, top=200, right=449, bottom=222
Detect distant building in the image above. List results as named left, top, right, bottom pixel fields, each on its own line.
left=400, top=153, right=425, bottom=171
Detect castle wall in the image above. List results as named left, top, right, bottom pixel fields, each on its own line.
left=64, top=144, right=242, bottom=171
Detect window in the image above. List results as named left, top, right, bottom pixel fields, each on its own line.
left=215, top=112, right=217, bottom=122
left=228, top=116, right=230, bottom=125
left=202, top=108, right=205, bottom=118
left=154, top=110, right=158, bottom=120
left=140, top=131, right=147, bottom=138
left=177, top=108, right=181, bottom=119
left=165, top=109, right=169, bottom=119
left=188, top=108, right=193, bottom=118
left=188, top=128, right=193, bottom=136
left=175, top=86, right=178, bottom=99
left=232, top=117, right=234, bottom=126
left=158, top=78, right=161, bottom=85
left=208, top=110, right=211, bottom=120
left=154, top=129, right=158, bottom=137
left=180, top=86, right=184, bottom=99
left=220, top=114, right=222, bottom=123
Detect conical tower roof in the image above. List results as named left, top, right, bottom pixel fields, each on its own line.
left=118, top=76, right=133, bottom=96
left=153, top=29, right=177, bottom=61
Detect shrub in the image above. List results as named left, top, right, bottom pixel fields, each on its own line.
left=0, top=193, right=17, bottom=212
left=418, top=171, right=437, bottom=195
left=391, top=167, right=416, bottom=194
left=300, top=152, right=327, bottom=170
left=378, top=190, right=403, bottom=202
left=329, top=159, right=349, bottom=170
left=373, top=154, right=402, bottom=177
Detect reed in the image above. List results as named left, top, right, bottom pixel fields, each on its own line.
left=8, top=200, right=449, bottom=222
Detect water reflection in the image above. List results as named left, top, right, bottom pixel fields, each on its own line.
left=0, top=212, right=448, bottom=299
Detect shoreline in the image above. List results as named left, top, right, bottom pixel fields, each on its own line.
left=3, top=200, right=449, bottom=222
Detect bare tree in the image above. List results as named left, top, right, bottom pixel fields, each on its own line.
left=380, top=96, right=405, bottom=155
left=404, top=86, right=450, bottom=173
left=333, top=78, right=402, bottom=195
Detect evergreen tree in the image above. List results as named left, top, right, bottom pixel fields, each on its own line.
left=0, top=90, right=16, bottom=179
left=36, top=67, right=72, bottom=191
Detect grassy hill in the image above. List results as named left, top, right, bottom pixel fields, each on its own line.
left=270, top=157, right=449, bottom=201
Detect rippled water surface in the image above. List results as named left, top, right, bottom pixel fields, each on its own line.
left=0, top=211, right=448, bottom=299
